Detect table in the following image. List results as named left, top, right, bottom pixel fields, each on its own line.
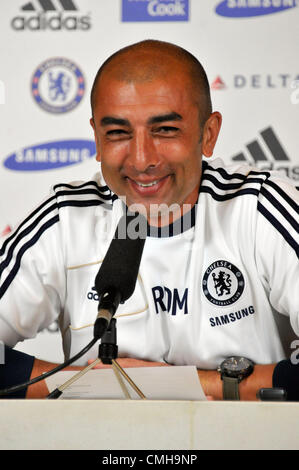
left=0, top=399, right=298, bottom=450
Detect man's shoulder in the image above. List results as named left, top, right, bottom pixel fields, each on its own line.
left=51, top=171, right=118, bottom=208
left=201, top=157, right=298, bottom=203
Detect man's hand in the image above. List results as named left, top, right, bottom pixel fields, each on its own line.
left=26, top=358, right=81, bottom=399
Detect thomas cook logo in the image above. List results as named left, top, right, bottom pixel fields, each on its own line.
left=122, top=0, right=189, bottom=22
left=31, top=57, right=85, bottom=114
left=215, top=0, right=297, bottom=18
left=202, top=260, right=245, bottom=306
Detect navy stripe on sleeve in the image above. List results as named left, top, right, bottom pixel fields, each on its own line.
left=260, top=186, right=299, bottom=234
left=0, top=193, right=114, bottom=299
left=0, top=195, right=57, bottom=257
left=203, top=162, right=271, bottom=182
left=199, top=185, right=260, bottom=200
left=257, top=202, right=299, bottom=258
left=202, top=173, right=266, bottom=191
left=264, top=179, right=299, bottom=213
left=201, top=163, right=298, bottom=257
left=0, top=202, right=59, bottom=275
left=0, top=215, right=59, bottom=299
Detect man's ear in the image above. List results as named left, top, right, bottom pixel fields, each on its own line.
left=201, top=112, right=222, bottom=158
left=90, top=117, right=101, bottom=162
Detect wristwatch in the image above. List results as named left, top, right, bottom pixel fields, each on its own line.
left=218, top=356, right=254, bottom=400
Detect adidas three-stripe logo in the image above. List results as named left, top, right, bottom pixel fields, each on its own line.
left=21, top=0, right=77, bottom=11
left=0, top=182, right=116, bottom=300
left=232, top=127, right=289, bottom=164
left=201, top=162, right=299, bottom=258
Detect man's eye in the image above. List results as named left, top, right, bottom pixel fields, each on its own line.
left=106, top=129, right=129, bottom=139
left=153, top=126, right=179, bottom=135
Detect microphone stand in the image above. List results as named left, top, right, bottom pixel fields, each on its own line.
left=47, top=318, right=146, bottom=400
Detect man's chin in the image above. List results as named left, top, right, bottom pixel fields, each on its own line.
left=126, top=200, right=185, bottom=227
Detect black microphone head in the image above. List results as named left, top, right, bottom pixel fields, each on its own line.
left=94, top=212, right=146, bottom=303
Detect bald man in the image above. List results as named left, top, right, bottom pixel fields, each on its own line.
left=89, top=40, right=220, bottom=226
left=1, top=40, right=298, bottom=400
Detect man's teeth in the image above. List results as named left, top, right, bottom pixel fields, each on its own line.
left=135, top=180, right=159, bottom=188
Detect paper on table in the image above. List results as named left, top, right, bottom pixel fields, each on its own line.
left=45, top=365, right=206, bottom=400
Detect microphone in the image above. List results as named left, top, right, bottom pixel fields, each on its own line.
left=93, top=211, right=146, bottom=339
left=0, top=212, right=146, bottom=397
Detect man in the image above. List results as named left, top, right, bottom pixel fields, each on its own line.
left=0, top=40, right=298, bottom=400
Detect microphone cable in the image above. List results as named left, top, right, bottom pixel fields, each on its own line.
left=0, top=337, right=98, bottom=397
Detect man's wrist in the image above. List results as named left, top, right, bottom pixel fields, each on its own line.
left=197, top=369, right=222, bottom=400
left=197, top=363, right=276, bottom=401
left=26, top=358, right=83, bottom=399
left=239, top=363, right=275, bottom=400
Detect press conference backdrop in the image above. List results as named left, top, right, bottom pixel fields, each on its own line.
left=0, top=0, right=298, bottom=362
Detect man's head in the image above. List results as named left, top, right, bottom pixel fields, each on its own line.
left=91, top=39, right=212, bottom=127
left=90, top=40, right=221, bottom=225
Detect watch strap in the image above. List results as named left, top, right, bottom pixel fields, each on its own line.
left=222, top=376, right=240, bottom=400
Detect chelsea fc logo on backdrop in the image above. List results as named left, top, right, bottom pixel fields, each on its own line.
left=31, top=57, right=85, bottom=114
left=202, top=260, right=245, bottom=306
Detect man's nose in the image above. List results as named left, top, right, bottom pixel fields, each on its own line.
left=127, top=129, right=159, bottom=172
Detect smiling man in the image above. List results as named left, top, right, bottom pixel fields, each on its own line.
left=89, top=40, right=221, bottom=226
left=0, top=40, right=298, bottom=401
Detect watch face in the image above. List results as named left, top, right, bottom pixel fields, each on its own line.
left=221, top=356, right=254, bottom=379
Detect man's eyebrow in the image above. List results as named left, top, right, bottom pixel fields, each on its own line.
left=100, top=116, right=131, bottom=127
left=99, top=112, right=182, bottom=127
left=147, top=112, right=183, bottom=125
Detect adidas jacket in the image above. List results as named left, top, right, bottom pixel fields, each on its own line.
left=0, top=158, right=298, bottom=367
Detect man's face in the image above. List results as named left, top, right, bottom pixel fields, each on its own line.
left=91, top=71, right=213, bottom=224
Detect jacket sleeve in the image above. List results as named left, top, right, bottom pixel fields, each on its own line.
left=0, top=191, right=66, bottom=347
left=254, top=174, right=299, bottom=336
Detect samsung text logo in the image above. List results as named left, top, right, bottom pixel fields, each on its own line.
left=216, top=0, right=297, bottom=17
left=4, top=140, right=96, bottom=172
left=122, top=0, right=189, bottom=22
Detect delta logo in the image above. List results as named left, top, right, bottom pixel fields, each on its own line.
left=11, top=0, right=91, bottom=31
left=3, top=139, right=96, bottom=171
left=210, top=73, right=299, bottom=90
left=211, top=76, right=226, bottom=90
left=215, top=0, right=297, bottom=18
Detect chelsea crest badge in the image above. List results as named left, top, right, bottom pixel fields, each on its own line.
left=202, top=260, right=245, bottom=306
